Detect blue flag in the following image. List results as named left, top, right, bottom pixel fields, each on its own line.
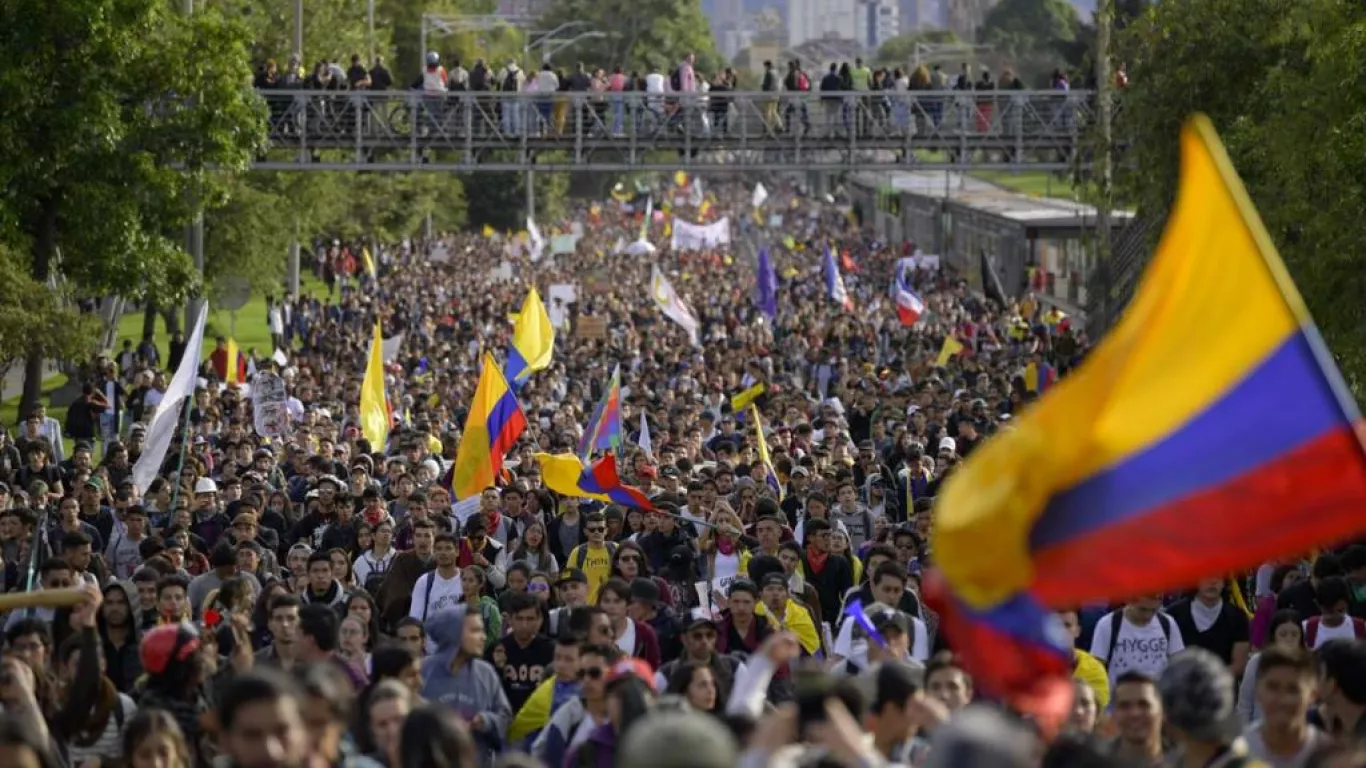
left=756, top=247, right=778, bottom=320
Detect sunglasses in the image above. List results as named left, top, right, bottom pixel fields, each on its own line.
left=528, top=582, right=550, bottom=593
left=585, top=526, right=606, bottom=534
left=577, top=667, right=605, bottom=681
left=618, top=555, right=641, bottom=564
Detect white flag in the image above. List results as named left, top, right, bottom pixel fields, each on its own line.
left=380, top=333, right=405, bottom=363
left=650, top=265, right=700, bottom=347
left=752, top=182, right=768, bottom=208
left=638, top=411, right=653, bottom=462
left=133, top=304, right=209, bottom=494
left=527, top=217, right=545, bottom=262
left=272, top=348, right=289, bottom=366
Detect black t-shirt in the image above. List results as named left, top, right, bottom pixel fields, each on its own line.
left=488, top=634, right=554, bottom=712
left=1169, top=598, right=1249, bottom=665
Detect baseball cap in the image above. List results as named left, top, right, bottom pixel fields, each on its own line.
left=556, top=568, right=588, bottom=586
left=870, top=607, right=910, bottom=635
left=760, top=573, right=788, bottom=591
left=938, top=436, right=957, bottom=453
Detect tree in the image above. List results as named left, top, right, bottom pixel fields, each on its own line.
left=1115, top=0, right=1366, bottom=398
left=874, top=29, right=963, bottom=67
left=536, top=0, right=724, bottom=76
left=0, top=246, right=101, bottom=379
left=978, top=0, right=1080, bottom=85
left=0, top=0, right=266, bottom=412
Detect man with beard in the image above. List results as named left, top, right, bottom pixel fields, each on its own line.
left=98, top=581, right=143, bottom=692
left=376, top=518, right=438, bottom=631
left=217, top=669, right=315, bottom=768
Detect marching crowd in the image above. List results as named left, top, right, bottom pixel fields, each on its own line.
left=0, top=177, right=1363, bottom=768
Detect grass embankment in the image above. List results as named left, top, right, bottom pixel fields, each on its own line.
left=0, top=274, right=332, bottom=450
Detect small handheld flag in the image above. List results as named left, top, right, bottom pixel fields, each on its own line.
left=824, top=247, right=853, bottom=311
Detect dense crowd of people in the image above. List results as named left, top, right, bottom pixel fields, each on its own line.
left=0, top=176, right=1363, bottom=768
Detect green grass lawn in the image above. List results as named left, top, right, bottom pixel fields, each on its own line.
left=971, top=170, right=1078, bottom=199
left=0, top=273, right=331, bottom=444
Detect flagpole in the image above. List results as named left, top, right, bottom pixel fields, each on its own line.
left=164, top=380, right=197, bottom=517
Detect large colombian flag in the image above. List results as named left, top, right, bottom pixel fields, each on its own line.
left=452, top=352, right=528, bottom=499
left=534, top=452, right=655, bottom=511
left=925, top=115, right=1366, bottom=730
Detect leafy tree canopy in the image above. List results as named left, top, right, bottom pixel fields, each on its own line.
left=978, top=0, right=1080, bottom=85
left=537, top=0, right=724, bottom=77
left=0, top=0, right=266, bottom=405
left=0, top=246, right=101, bottom=367
left=1116, top=0, right=1366, bottom=398
left=874, top=29, right=963, bottom=67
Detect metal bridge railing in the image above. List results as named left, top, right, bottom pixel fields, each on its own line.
left=255, top=89, right=1106, bottom=170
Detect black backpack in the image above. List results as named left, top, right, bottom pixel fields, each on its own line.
left=502, top=69, right=519, bottom=92
left=1104, top=609, right=1174, bottom=665
left=669, top=67, right=682, bottom=91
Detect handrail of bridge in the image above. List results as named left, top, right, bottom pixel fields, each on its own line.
left=253, top=89, right=1108, bottom=172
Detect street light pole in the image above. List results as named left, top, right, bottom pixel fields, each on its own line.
left=294, top=0, right=304, bottom=60
left=183, top=0, right=205, bottom=332
left=367, top=0, right=375, bottom=63
left=521, top=26, right=605, bottom=223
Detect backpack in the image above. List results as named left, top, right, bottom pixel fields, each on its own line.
left=1305, top=616, right=1366, bottom=648
left=574, top=542, right=618, bottom=570
left=796, top=71, right=810, bottom=91
left=502, top=69, right=520, bottom=93
left=1105, top=609, right=1173, bottom=665
left=362, top=555, right=389, bottom=596
left=419, top=567, right=439, bottom=623
left=669, top=67, right=682, bottom=91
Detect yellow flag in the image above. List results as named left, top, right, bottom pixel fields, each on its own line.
left=674, top=170, right=688, bottom=187
left=359, top=322, right=390, bottom=449
left=509, top=288, right=555, bottom=383
left=361, top=247, right=376, bottom=278
left=936, top=336, right=965, bottom=367
left=482, top=224, right=496, bottom=238
left=731, top=382, right=765, bottom=413
left=224, top=338, right=241, bottom=384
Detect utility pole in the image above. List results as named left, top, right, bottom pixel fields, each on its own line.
left=1094, top=0, right=1114, bottom=264
left=184, top=0, right=206, bottom=332
left=295, top=0, right=304, bottom=61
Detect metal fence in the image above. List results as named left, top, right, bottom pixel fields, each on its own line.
left=254, top=89, right=1107, bottom=172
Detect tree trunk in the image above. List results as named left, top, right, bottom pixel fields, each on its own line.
left=161, top=307, right=182, bottom=336
left=142, top=299, right=159, bottom=341
left=20, top=196, right=59, bottom=417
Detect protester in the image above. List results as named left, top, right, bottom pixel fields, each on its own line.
left=1, top=167, right=1363, bottom=768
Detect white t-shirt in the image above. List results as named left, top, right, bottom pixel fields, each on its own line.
left=711, top=551, right=741, bottom=594
left=1304, top=617, right=1358, bottom=649
left=1089, top=611, right=1185, bottom=689
left=410, top=569, right=464, bottom=622
left=615, top=618, right=636, bottom=658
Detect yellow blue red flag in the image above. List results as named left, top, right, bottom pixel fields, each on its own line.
left=452, top=352, right=528, bottom=499
left=534, top=453, right=655, bottom=511
left=505, top=287, right=555, bottom=388
left=925, top=115, right=1366, bottom=730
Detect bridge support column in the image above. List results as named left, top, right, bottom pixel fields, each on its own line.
left=525, top=169, right=535, bottom=224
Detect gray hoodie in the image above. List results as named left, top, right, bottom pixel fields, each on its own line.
left=420, top=607, right=512, bottom=763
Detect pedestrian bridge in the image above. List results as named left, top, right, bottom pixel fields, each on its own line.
left=253, top=89, right=1108, bottom=172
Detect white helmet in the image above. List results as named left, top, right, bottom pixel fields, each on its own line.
left=426, top=51, right=440, bottom=66
left=194, top=477, right=218, bottom=495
